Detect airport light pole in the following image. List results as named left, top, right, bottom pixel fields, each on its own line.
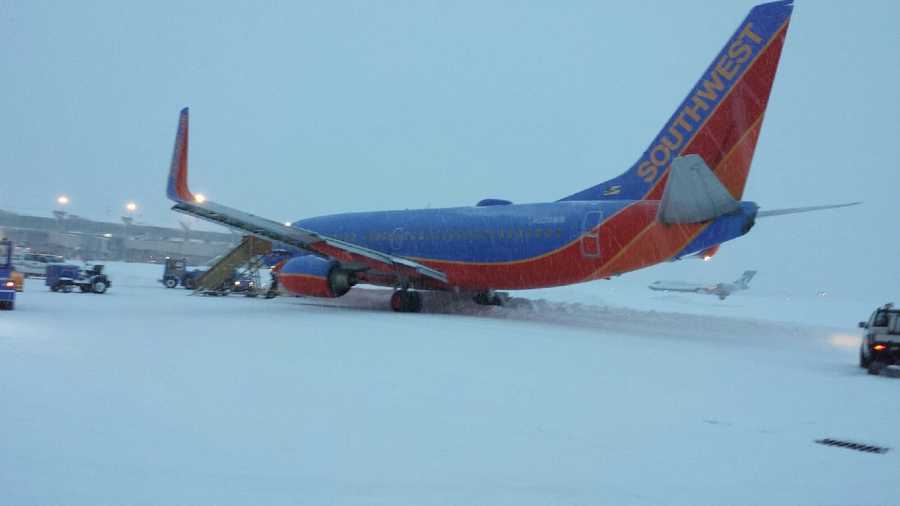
left=54, top=195, right=70, bottom=232
left=122, top=202, right=138, bottom=262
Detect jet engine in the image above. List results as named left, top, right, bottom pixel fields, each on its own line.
left=277, top=255, right=355, bottom=298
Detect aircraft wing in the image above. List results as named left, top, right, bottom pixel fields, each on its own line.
left=165, top=108, right=448, bottom=285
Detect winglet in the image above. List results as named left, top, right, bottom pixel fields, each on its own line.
left=166, top=107, right=194, bottom=203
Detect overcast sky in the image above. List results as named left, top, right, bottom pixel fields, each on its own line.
left=1, top=0, right=898, bottom=297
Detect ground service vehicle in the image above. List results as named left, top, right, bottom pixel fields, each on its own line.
left=0, top=239, right=16, bottom=310
left=161, top=257, right=205, bottom=289
left=12, top=252, right=66, bottom=277
left=46, top=264, right=110, bottom=294
left=859, top=303, right=900, bottom=375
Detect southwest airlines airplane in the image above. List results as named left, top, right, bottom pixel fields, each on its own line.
left=166, top=1, right=856, bottom=312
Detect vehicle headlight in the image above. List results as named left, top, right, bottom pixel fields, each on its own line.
left=3, top=280, right=13, bottom=288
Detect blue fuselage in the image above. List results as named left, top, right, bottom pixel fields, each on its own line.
left=294, top=200, right=758, bottom=273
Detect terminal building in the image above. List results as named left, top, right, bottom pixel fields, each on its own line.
left=0, top=209, right=237, bottom=265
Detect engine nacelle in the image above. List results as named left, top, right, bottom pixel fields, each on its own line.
left=278, top=255, right=355, bottom=298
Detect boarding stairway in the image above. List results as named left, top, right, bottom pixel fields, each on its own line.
left=193, top=235, right=272, bottom=293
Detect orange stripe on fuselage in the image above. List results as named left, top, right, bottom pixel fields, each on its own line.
left=413, top=202, right=658, bottom=290
left=592, top=222, right=708, bottom=279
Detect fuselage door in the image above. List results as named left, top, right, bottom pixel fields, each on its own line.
left=580, top=211, right=603, bottom=258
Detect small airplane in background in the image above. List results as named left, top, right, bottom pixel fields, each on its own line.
left=164, top=1, right=858, bottom=312
left=649, top=270, right=757, bottom=300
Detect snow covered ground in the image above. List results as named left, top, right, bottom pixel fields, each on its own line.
left=1, top=262, right=896, bottom=505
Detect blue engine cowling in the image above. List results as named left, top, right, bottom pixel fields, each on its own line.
left=277, top=255, right=355, bottom=298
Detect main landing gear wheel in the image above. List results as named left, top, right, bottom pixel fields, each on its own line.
left=390, top=290, right=422, bottom=313
left=473, top=291, right=504, bottom=306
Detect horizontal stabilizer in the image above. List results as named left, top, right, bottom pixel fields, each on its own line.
left=657, top=155, right=740, bottom=224
left=756, top=202, right=861, bottom=218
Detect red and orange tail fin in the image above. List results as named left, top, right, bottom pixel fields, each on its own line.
left=561, top=1, right=793, bottom=202
left=166, top=107, right=195, bottom=203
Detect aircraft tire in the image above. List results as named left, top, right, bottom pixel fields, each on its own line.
left=92, top=280, right=108, bottom=294
left=867, top=361, right=883, bottom=376
left=474, top=292, right=503, bottom=306
left=859, top=349, right=871, bottom=369
left=391, top=291, right=422, bottom=313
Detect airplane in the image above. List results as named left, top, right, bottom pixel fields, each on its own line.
left=165, top=0, right=859, bottom=312
left=649, top=270, right=757, bottom=300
